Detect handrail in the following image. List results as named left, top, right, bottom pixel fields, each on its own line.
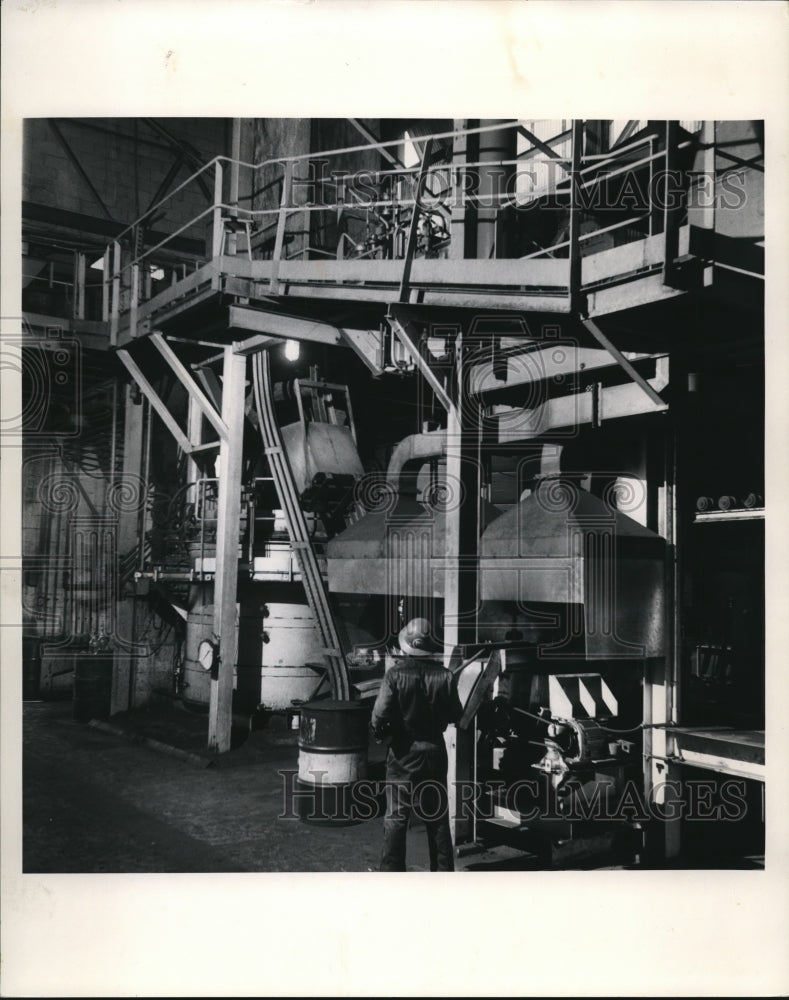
left=107, top=120, right=709, bottom=335
left=520, top=213, right=651, bottom=260
left=108, top=119, right=550, bottom=248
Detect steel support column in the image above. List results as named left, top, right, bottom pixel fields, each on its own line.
left=662, top=120, right=682, bottom=287
left=643, top=421, right=681, bottom=860
left=449, top=119, right=478, bottom=261
left=443, top=329, right=481, bottom=846
left=207, top=347, right=247, bottom=752
left=568, top=120, right=584, bottom=314
left=111, top=383, right=145, bottom=714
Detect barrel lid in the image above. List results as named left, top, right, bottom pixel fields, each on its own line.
left=301, top=699, right=366, bottom=712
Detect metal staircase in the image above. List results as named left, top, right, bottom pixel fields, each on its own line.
left=251, top=349, right=351, bottom=700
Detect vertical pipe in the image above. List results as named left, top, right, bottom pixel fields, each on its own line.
left=211, top=160, right=225, bottom=260
left=101, top=246, right=111, bottom=322
left=110, top=241, right=121, bottom=347
left=269, top=160, right=293, bottom=293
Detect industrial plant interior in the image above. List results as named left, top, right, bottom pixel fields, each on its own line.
left=20, top=117, right=765, bottom=872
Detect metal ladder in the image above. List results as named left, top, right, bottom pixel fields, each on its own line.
left=251, top=350, right=351, bottom=700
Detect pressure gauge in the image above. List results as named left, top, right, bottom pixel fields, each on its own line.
left=197, top=638, right=216, bottom=672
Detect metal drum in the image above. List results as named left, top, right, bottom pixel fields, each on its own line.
left=73, top=655, right=113, bottom=722
left=296, top=700, right=369, bottom=824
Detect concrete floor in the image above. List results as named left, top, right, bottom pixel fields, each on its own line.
left=23, top=699, right=764, bottom=874
left=23, top=699, right=539, bottom=874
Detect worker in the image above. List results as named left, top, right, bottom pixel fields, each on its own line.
left=370, top=617, right=463, bottom=872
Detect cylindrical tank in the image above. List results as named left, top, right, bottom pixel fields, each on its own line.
left=296, top=700, right=369, bottom=824
left=73, top=654, right=113, bottom=722
left=182, top=604, right=215, bottom=708
left=259, top=602, right=325, bottom=710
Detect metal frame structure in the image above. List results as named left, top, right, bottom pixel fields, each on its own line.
left=24, top=118, right=763, bottom=864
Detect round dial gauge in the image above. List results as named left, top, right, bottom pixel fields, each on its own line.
left=197, top=639, right=215, bottom=671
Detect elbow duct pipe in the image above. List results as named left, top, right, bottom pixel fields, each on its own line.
left=385, top=430, right=446, bottom=493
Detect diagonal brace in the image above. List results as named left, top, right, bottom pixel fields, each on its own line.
left=389, top=308, right=453, bottom=412
left=580, top=316, right=666, bottom=408
left=151, top=332, right=228, bottom=441
left=399, top=137, right=435, bottom=303
left=117, top=349, right=193, bottom=454
left=517, top=125, right=571, bottom=171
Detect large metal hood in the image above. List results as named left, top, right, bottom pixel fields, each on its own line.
left=327, top=498, right=500, bottom=599
left=326, top=440, right=667, bottom=660
left=479, top=476, right=666, bottom=659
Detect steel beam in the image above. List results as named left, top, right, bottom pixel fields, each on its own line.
left=145, top=153, right=186, bottom=216
left=150, top=332, right=228, bottom=441
left=346, top=119, right=403, bottom=167
left=48, top=120, right=114, bottom=221
left=449, top=119, right=478, bottom=261
left=662, top=121, right=682, bottom=287
left=339, top=327, right=385, bottom=375
left=208, top=347, right=247, bottom=752
left=194, top=366, right=223, bottom=410
left=116, top=349, right=193, bottom=455
left=568, top=120, right=583, bottom=314
left=22, top=201, right=205, bottom=257
left=143, top=118, right=212, bottom=201
left=229, top=305, right=344, bottom=349
left=229, top=308, right=384, bottom=373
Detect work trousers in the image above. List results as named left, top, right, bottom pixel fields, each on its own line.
left=380, top=741, right=454, bottom=872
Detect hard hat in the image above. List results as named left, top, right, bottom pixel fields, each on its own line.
left=398, top=617, right=441, bottom=658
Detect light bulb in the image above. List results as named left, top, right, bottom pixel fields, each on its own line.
left=284, top=339, right=300, bottom=361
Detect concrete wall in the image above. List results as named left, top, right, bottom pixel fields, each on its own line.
left=250, top=118, right=313, bottom=258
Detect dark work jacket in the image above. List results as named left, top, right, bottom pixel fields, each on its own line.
left=371, top=656, right=463, bottom=760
